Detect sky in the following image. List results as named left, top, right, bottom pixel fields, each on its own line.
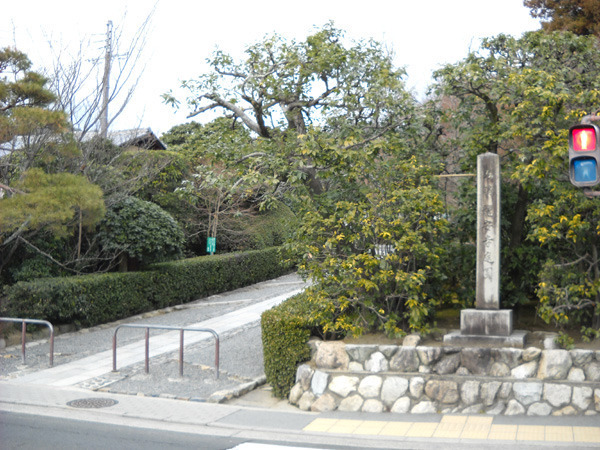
left=2, top=1, right=541, bottom=137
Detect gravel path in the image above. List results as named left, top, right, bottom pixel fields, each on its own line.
left=96, top=321, right=265, bottom=401
left=0, top=273, right=306, bottom=401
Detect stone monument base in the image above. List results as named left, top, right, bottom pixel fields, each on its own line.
left=442, top=309, right=527, bottom=348
left=443, top=330, right=528, bottom=348
left=461, top=309, right=513, bottom=336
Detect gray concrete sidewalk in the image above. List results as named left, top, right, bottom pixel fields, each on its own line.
left=1, top=381, right=599, bottom=449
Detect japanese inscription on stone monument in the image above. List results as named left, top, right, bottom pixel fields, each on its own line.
left=476, top=153, right=500, bottom=310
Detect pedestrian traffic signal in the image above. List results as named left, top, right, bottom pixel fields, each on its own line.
left=569, top=124, right=600, bottom=187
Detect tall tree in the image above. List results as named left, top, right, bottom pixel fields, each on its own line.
left=162, top=25, right=448, bottom=337
left=524, top=0, right=600, bottom=37
left=164, top=23, right=413, bottom=196
left=0, top=47, right=69, bottom=188
left=0, top=48, right=107, bottom=281
left=433, top=31, right=600, bottom=334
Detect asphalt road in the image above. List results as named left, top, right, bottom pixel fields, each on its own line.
left=0, top=410, right=344, bottom=450
left=0, top=410, right=246, bottom=450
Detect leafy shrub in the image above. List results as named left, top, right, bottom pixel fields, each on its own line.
left=292, top=156, right=449, bottom=338
left=240, top=202, right=298, bottom=250
left=2, top=247, right=291, bottom=327
left=261, top=291, right=316, bottom=398
left=2, top=271, right=155, bottom=326
left=97, top=196, right=185, bottom=266
left=151, top=246, right=292, bottom=307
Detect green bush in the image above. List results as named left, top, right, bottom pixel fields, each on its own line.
left=2, top=271, right=155, bottom=326
left=97, top=196, right=185, bottom=266
left=2, top=247, right=291, bottom=327
left=150, top=246, right=292, bottom=307
left=261, top=291, right=315, bottom=398
left=243, top=202, right=298, bottom=250
left=208, top=201, right=299, bottom=253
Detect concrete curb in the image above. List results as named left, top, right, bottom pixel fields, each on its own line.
left=208, top=375, right=267, bottom=403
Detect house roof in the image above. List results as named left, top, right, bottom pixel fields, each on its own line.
left=0, top=127, right=167, bottom=157
left=82, top=128, right=167, bottom=150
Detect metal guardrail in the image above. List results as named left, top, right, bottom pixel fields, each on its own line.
left=0, top=317, right=54, bottom=367
left=112, top=324, right=220, bottom=378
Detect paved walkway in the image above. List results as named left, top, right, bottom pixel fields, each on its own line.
left=2, top=381, right=599, bottom=449
left=1, top=273, right=600, bottom=448
left=303, top=414, right=600, bottom=443
left=5, top=288, right=302, bottom=387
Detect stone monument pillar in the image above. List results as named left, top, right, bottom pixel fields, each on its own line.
left=444, top=153, right=527, bottom=347
left=476, top=152, right=501, bottom=311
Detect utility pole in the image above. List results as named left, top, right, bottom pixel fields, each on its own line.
left=99, top=20, right=112, bottom=138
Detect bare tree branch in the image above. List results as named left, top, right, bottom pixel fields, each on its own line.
left=46, top=6, right=156, bottom=139
left=17, top=236, right=83, bottom=274
left=235, top=152, right=267, bottom=164
left=189, top=93, right=265, bottom=136
left=0, top=182, right=24, bottom=195
left=1, top=219, right=30, bottom=246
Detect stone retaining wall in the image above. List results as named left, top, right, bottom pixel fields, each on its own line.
left=289, top=338, right=600, bottom=416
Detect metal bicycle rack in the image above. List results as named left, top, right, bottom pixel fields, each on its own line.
left=0, top=317, right=54, bottom=367
left=112, top=324, right=220, bottom=378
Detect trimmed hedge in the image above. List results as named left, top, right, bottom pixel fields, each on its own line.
left=1, top=271, right=155, bottom=326
left=151, top=246, right=291, bottom=307
left=2, top=247, right=290, bottom=327
left=261, top=291, right=315, bottom=398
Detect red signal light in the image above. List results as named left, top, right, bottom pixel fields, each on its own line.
left=569, top=123, right=600, bottom=187
left=572, top=127, right=597, bottom=151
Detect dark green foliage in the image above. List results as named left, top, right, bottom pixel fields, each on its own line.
left=151, top=247, right=292, bottom=307
left=3, top=232, right=71, bottom=283
left=227, top=202, right=298, bottom=251
left=524, top=0, right=600, bottom=36
left=434, top=31, right=600, bottom=332
left=2, top=247, right=291, bottom=327
left=97, top=196, right=185, bottom=265
left=261, top=292, right=315, bottom=398
left=2, top=271, right=155, bottom=326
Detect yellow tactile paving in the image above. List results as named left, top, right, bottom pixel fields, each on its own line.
left=487, top=424, right=517, bottom=440
left=441, top=415, right=469, bottom=424
left=545, top=426, right=573, bottom=442
left=328, top=419, right=362, bottom=434
left=405, top=422, right=438, bottom=438
left=433, top=423, right=464, bottom=438
left=302, top=418, right=338, bottom=432
left=433, top=415, right=467, bottom=439
left=460, top=416, right=493, bottom=439
left=573, top=426, right=600, bottom=443
left=517, top=425, right=545, bottom=441
left=465, top=415, right=494, bottom=425
left=379, top=421, right=413, bottom=436
left=352, top=420, right=387, bottom=435
left=302, top=416, right=600, bottom=444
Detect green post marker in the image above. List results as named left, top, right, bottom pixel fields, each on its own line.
left=206, top=237, right=216, bottom=255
